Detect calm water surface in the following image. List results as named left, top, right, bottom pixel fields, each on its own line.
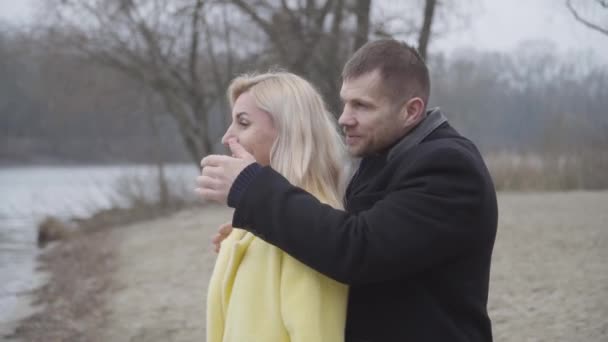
left=0, top=164, right=197, bottom=333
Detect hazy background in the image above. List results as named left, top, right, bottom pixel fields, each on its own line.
left=1, top=1, right=607, bottom=339
left=1, top=0, right=607, bottom=191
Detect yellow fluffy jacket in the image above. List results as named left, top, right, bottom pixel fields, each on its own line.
left=206, top=228, right=348, bottom=342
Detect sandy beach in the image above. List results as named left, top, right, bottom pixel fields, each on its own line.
left=8, top=192, right=608, bottom=341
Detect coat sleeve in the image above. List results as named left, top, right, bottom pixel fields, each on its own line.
left=233, top=146, right=493, bottom=285
left=280, top=253, right=348, bottom=342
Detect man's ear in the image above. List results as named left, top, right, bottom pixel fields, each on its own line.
left=402, top=97, right=425, bottom=128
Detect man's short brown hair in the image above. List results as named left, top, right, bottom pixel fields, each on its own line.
left=342, top=39, right=430, bottom=107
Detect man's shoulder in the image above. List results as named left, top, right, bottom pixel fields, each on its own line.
left=419, top=135, right=480, bottom=161
left=382, top=131, right=493, bottom=198
left=391, top=123, right=481, bottom=166
left=421, top=122, right=477, bottom=152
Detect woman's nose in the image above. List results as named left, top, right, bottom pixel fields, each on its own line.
left=221, top=129, right=236, bottom=146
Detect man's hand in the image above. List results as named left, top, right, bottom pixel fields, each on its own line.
left=196, top=139, right=255, bottom=205
left=212, top=221, right=233, bottom=253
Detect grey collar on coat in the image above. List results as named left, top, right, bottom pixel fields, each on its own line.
left=387, top=107, right=447, bottom=162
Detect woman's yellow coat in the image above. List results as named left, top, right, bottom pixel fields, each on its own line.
left=207, top=228, right=348, bottom=342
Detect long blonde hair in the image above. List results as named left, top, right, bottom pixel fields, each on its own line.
left=228, top=71, right=347, bottom=208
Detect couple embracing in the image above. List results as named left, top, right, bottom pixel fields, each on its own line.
left=197, top=39, right=498, bottom=342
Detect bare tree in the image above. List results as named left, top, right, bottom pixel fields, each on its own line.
left=566, top=0, right=608, bottom=36
left=228, top=0, right=449, bottom=113
left=24, top=0, right=470, bottom=163
left=228, top=0, right=336, bottom=71
left=38, top=0, right=239, bottom=165
left=227, top=0, right=359, bottom=113
left=373, top=0, right=478, bottom=59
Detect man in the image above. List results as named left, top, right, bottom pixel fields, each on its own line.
left=198, top=39, right=498, bottom=341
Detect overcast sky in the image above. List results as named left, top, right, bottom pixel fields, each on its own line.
left=1, top=0, right=606, bottom=63
left=434, top=0, right=608, bottom=58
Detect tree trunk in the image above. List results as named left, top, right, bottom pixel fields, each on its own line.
left=353, top=0, right=371, bottom=51
left=418, top=0, right=437, bottom=60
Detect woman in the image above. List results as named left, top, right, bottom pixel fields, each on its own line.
left=206, top=72, right=349, bottom=342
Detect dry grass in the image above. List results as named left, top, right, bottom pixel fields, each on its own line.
left=486, top=152, right=608, bottom=190
left=69, top=168, right=201, bottom=234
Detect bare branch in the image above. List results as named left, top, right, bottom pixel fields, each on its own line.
left=222, top=5, right=235, bottom=79
left=566, top=0, right=608, bottom=36
left=187, top=0, right=206, bottom=125
left=230, top=0, right=290, bottom=60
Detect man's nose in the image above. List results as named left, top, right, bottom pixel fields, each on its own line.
left=338, top=109, right=356, bottom=127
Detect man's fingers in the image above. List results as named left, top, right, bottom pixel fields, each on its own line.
left=196, top=175, right=221, bottom=190
left=212, top=233, right=223, bottom=252
left=212, top=233, right=223, bottom=244
left=211, top=221, right=233, bottom=254
left=201, top=165, right=224, bottom=179
left=201, top=154, right=233, bottom=168
left=201, top=155, right=219, bottom=168
left=195, top=187, right=223, bottom=202
left=219, top=221, right=233, bottom=235
left=212, top=233, right=227, bottom=253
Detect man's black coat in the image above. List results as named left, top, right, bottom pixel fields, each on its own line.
left=231, top=111, right=498, bottom=341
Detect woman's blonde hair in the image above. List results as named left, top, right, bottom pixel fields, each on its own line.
left=227, top=71, right=347, bottom=208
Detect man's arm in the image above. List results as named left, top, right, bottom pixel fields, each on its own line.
left=232, top=147, right=493, bottom=285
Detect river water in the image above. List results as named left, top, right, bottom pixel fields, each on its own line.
left=0, top=164, right=197, bottom=335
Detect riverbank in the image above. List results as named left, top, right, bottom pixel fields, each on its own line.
left=7, top=192, right=608, bottom=341
left=6, top=225, right=116, bottom=341
left=0, top=163, right=199, bottom=341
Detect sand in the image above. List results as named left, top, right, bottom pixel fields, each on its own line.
left=9, top=192, right=608, bottom=341
left=99, top=206, right=230, bottom=342
left=489, top=192, right=608, bottom=341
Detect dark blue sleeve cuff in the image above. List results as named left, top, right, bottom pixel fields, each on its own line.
left=227, top=162, right=263, bottom=208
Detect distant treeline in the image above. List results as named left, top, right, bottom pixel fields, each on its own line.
left=2, top=31, right=606, bottom=165
left=0, top=30, right=190, bottom=164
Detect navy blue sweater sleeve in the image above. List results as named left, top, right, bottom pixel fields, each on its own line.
left=227, top=162, right=263, bottom=208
